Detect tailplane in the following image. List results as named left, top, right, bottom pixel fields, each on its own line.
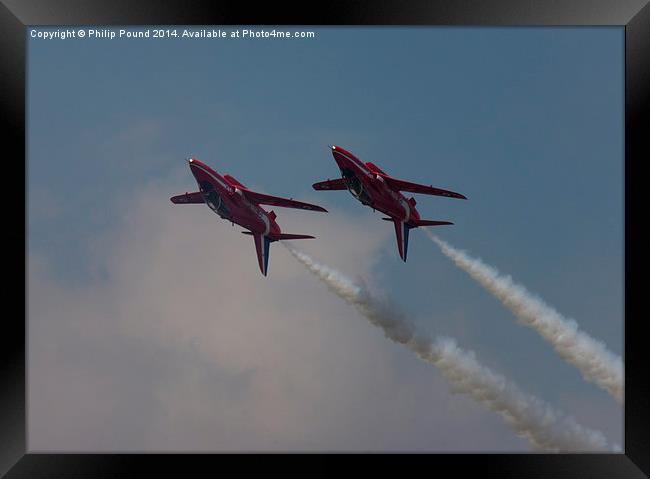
left=410, top=218, right=453, bottom=227
left=270, top=233, right=315, bottom=241
left=381, top=217, right=453, bottom=227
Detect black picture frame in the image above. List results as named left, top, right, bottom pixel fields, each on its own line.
left=2, top=0, right=648, bottom=476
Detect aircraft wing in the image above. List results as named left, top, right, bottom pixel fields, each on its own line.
left=384, top=177, right=467, bottom=200
left=243, top=190, right=328, bottom=212
left=170, top=191, right=205, bottom=204
left=312, top=178, right=348, bottom=191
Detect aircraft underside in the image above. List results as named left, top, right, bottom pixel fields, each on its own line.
left=313, top=145, right=466, bottom=262
left=171, top=157, right=326, bottom=276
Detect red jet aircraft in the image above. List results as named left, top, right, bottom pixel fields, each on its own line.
left=171, top=158, right=327, bottom=276
left=313, top=145, right=467, bottom=262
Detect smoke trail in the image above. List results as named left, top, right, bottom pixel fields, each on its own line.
left=284, top=246, right=612, bottom=452
left=425, top=231, right=623, bottom=404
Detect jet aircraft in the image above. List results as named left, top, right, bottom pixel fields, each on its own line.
left=313, top=145, right=466, bottom=261
left=171, top=158, right=327, bottom=276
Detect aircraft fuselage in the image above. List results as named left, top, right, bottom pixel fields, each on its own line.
left=188, top=159, right=281, bottom=237
left=331, top=146, right=422, bottom=225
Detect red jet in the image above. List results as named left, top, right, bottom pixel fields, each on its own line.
left=313, top=145, right=467, bottom=262
left=171, top=158, right=327, bottom=276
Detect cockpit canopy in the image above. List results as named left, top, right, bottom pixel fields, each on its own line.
left=341, top=168, right=371, bottom=205
left=200, top=181, right=230, bottom=218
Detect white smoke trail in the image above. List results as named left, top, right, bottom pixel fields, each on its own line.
left=425, top=231, right=623, bottom=404
left=284, top=246, right=613, bottom=452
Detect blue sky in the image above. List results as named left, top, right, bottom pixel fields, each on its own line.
left=28, top=27, right=623, bottom=451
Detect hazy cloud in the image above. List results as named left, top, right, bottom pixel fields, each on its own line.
left=29, top=174, right=528, bottom=452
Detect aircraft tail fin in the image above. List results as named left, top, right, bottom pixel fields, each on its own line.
left=248, top=231, right=315, bottom=275
left=252, top=232, right=272, bottom=276
left=392, top=219, right=411, bottom=262
left=386, top=217, right=453, bottom=261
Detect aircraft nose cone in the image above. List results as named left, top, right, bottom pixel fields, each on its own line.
left=187, top=157, right=203, bottom=170
left=332, top=150, right=346, bottom=168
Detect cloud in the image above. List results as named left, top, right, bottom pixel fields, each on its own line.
left=29, top=174, right=529, bottom=452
